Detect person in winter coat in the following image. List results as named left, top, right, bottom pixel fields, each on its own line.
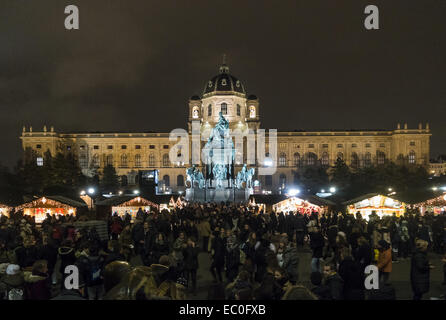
left=411, top=239, right=432, bottom=300
left=183, top=238, right=199, bottom=295
left=151, top=233, right=170, bottom=265
left=118, top=225, right=133, bottom=261
left=197, top=219, right=211, bottom=252
left=103, top=240, right=125, bottom=267
left=323, top=263, right=344, bottom=300
left=377, top=240, right=392, bottom=285
left=309, top=226, right=324, bottom=273
left=0, top=264, right=25, bottom=300
left=77, top=244, right=106, bottom=300
left=110, top=217, right=123, bottom=240
left=210, top=228, right=226, bottom=282
left=282, top=242, right=299, bottom=284
left=338, top=247, right=364, bottom=300
left=58, top=240, right=76, bottom=287
left=355, top=236, right=372, bottom=276
left=24, top=260, right=51, bottom=300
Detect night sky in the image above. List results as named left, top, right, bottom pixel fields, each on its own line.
left=1, top=0, right=445, bottom=168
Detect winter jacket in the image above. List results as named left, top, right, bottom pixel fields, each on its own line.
left=377, top=248, right=392, bottom=273
left=282, top=247, right=299, bottom=283
left=24, top=271, right=51, bottom=300
left=410, top=249, right=430, bottom=294
left=183, top=245, right=200, bottom=270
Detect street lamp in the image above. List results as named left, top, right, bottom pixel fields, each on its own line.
left=134, top=190, right=140, bottom=195
left=388, top=187, right=393, bottom=192
left=88, top=187, right=95, bottom=195
left=80, top=190, right=86, bottom=196
left=329, top=187, right=336, bottom=193
left=288, top=189, right=300, bottom=197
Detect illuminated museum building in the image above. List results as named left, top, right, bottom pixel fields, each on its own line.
left=20, top=63, right=431, bottom=194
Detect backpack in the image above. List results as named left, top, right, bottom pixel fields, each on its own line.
left=8, top=287, right=24, bottom=300
left=3, top=282, right=24, bottom=300
left=86, top=257, right=103, bottom=285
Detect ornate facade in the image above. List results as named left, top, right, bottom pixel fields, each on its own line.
left=20, top=62, right=431, bottom=194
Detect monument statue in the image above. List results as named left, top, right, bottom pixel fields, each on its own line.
left=185, top=112, right=254, bottom=202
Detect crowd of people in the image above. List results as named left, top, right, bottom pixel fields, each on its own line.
left=0, top=202, right=445, bottom=300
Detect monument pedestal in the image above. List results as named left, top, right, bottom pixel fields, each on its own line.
left=185, top=187, right=253, bottom=203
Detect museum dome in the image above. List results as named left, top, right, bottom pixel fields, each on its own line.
left=203, top=63, right=246, bottom=96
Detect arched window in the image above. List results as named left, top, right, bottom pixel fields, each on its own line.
left=221, top=103, right=228, bottom=115
left=79, top=154, right=88, bottom=168
left=92, top=154, right=100, bottom=168
left=208, top=104, right=212, bottom=116
left=163, top=175, right=170, bottom=187
left=177, top=175, right=184, bottom=187
left=249, top=106, right=256, bottom=118
left=377, top=151, right=386, bottom=165
left=306, top=152, right=317, bottom=166
left=106, top=154, right=113, bottom=166
left=148, top=154, right=155, bottom=167
left=135, top=154, right=141, bottom=168
left=279, top=152, right=287, bottom=167
left=321, top=152, right=329, bottom=166
left=279, top=174, right=286, bottom=188
left=337, top=152, right=344, bottom=161
left=408, top=150, right=416, bottom=164
left=192, top=106, right=199, bottom=119
left=120, top=154, right=128, bottom=168
left=364, top=152, right=372, bottom=167
left=351, top=153, right=359, bottom=169
left=293, top=153, right=301, bottom=167
left=237, top=104, right=241, bottom=116
left=162, top=154, right=170, bottom=167
left=265, top=175, right=272, bottom=186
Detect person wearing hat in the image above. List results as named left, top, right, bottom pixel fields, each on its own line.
left=0, top=264, right=25, bottom=300
left=410, top=239, right=433, bottom=300
left=377, top=239, right=392, bottom=286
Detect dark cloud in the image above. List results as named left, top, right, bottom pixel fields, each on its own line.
left=0, top=0, right=445, bottom=167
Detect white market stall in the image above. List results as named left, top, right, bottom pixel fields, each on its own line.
left=344, top=193, right=406, bottom=220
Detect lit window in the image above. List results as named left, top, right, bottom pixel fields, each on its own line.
left=192, top=106, right=199, bottom=119
left=36, top=157, right=43, bottom=166
left=321, top=152, right=329, bottom=166
left=148, top=154, right=155, bottom=167
left=163, top=154, right=170, bottom=167
left=135, top=154, right=141, bottom=168
left=249, top=106, right=256, bottom=118
left=409, top=151, right=416, bottom=164
left=279, top=153, right=287, bottom=166
left=221, top=103, right=228, bottom=115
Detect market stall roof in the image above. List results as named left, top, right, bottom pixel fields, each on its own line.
left=15, top=195, right=88, bottom=211
left=250, top=194, right=336, bottom=207
left=96, top=195, right=158, bottom=208
left=342, top=193, right=405, bottom=206
left=411, top=194, right=446, bottom=206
